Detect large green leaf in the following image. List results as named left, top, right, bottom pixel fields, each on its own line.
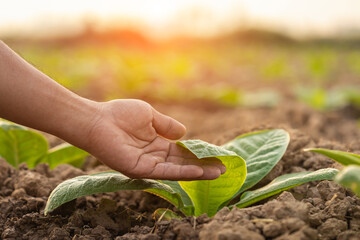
left=234, top=168, right=338, bottom=208
left=222, top=129, right=290, bottom=195
left=335, top=165, right=360, bottom=197
left=0, top=128, right=13, bottom=161
left=156, top=180, right=194, bottom=216
left=0, top=124, right=48, bottom=168
left=41, top=143, right=89, bottom=169
left=305, top=148, right=360, bottom=166
left=177, top=140, right=246, bottom=217
left=160, top=180, right=192, bottom=206
left=45, top=171, right=187, bottom=215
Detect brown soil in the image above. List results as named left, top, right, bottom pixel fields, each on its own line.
left=1, top=102, right=360, bottom=240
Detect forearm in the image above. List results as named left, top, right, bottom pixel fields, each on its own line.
left=0, top=40, right=100, bottom=147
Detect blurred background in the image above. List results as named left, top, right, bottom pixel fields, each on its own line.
left=1, top=0, right=360, bottom=116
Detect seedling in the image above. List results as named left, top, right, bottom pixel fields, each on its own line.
left=0, top=120, right=89, bottom=169
left=305, top=148, right=360, bottom=197
left=295, top=86, right=360, bottom=111
left=45, top=129, right=338, bottom=217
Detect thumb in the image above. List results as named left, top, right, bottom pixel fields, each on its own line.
left=152, top=109, right=186, bottom=140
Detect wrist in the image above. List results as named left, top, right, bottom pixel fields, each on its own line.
left=48, top=95, right=103, bottom=150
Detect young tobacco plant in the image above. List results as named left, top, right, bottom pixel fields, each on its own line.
left=305, top=148, right=360, bottom=197
left=0, top=120, right=89, bottom=169
left=45, top=129, right=338, bottom=217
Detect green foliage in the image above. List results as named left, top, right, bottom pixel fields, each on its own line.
left=44, top=171, right=187, bottom=216
left=213, top=87, right=243, bottom=106
left=296, top=87, right=338, bottom=110
left=154, top=180, right=194, bottom=215
left=335, top=166, right=360, bottom=196
left=223, top=129, right=290, bottom=194
left=45, top=140, right=247, bottom=217
left=261, top=57, right=290, bottom=79
left=304, top=50, right=336, bottom=81
left=45, top=172, right=189, bottom=216
left=40, top=143, right=89, bottom=169
left=295, top=85, right=360, bottom=111
left=0, top=121, right=48, bottom=168
left=347, top=52, right=360, bottom=77
left=294, top=86, right=360, bottom=111
left=177, top=140, right=246, bottom=217
left=153, top=208, right=182, bottom=221
left=305, top=148, right=360, bottom=166
left=235, top=168, right=338, bottom=208
left=341, top=87, right=360, bottom=108
left=242, top=90, right=281, bottom=108
left=15, top=42, right=360, bottom=108
left=220, top=130, right=335, bottom=210
left=190, top=87, right=280, bottom=107
left=46, top=129, right=337, bottom=218
left=297, top=87, right=327, bottom=110
left=0, top=120, right=89, bottom=169
left=306, top=148, right=360, bottom=197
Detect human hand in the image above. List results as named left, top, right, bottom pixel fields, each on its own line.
left=0, top=42, right=225, bottom=180
left=83, top=99, right=226, bottom=180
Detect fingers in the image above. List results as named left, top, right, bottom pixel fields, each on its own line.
left=167, top=156, right=226, bottom=175
left=168, top=143, right=227, bottom=174
left=202, top=158, right=227, bottom=174
left=145, top=163, right=222, bottom=181
left=152, top=109, right=186, bottom=140
left=143, top=143, right=227, bottom=180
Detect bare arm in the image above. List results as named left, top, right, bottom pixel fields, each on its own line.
left=0, top=41, right=225, bottom=180
left=0, top=40, right=99, bottom=144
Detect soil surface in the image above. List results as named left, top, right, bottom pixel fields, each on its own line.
left=1, top=101, right=360, bottom=240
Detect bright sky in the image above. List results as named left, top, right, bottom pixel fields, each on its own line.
left=1, top=0, right=360, bottom=39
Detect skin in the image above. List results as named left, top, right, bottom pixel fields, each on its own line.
left=0, top=40, right=226, bottom=180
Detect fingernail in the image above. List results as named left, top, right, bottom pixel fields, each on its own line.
left=220, top=165, right=226, bottom=174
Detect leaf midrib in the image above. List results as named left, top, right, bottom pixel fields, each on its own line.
left=244, top=131, right=276, bottom=162
left=204, top=180, right=210, bottom=215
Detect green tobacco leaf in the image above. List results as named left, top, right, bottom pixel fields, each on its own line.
left=305, top=148, right=360, bottom=166
left=235, top=168, right=338, bottom=208
left=41, top=143, right=89, bottom=169
left=177, top=140, right=246, bottom=217
left=223, top=129, right=290, bottom=195
left=153, top=208, right=182, bottom=221
left=0, top=128, right=12, bottom=161
left=335, top=165, right=360, bottom=197
left=146, top=180, right=194, bottom=216
left=45, top=171, right=186, bottom=215
left=0, top=126, right=48, bottom=168
left=157, top=180, right=194, bottom=216
left=160, top=181, right=192, bottom=206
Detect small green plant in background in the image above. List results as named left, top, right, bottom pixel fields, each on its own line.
left=295, top=86, right=360, bottom=111
left=305, top=148, right=360, bottom=197
left=261, top=57, right=290, bottom=80
left=189, top=86, right=281, bottom=108
left=45, top=129, right=338, bottom=217
left=295, top=87, right=345, bottom=111
left=341, top=87, right=360, bottom=108
left=347, top=52, right=360, bottom=78
left=304, top=50, right=336, bottom=82
left=0, top=120, right=89, bottom=169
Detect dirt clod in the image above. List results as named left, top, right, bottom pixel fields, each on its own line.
left=318, top=218, right=348, bottom=239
